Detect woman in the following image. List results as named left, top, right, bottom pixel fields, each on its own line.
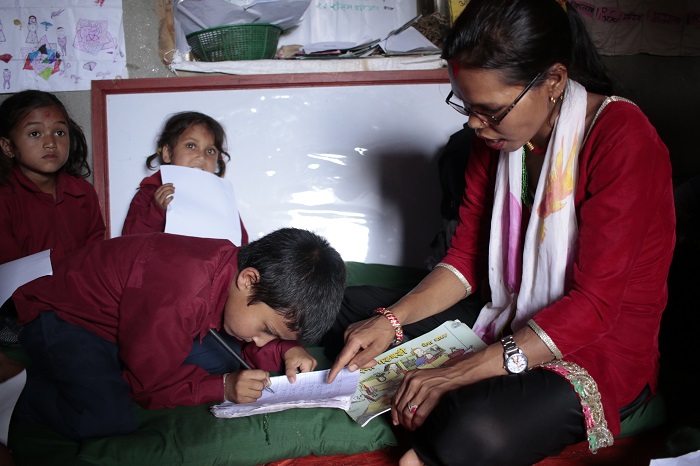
left=326, top=0, right=675, bottom=464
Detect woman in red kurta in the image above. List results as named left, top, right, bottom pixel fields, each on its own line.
left=121, top=111, right=248, bottom=245
left=327, top=1, right=674, bottom=465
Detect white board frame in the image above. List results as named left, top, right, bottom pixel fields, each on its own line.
left=91, top=70, right=467, bottom=267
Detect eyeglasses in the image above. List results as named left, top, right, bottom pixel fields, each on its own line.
left=445, top=71, right=543, bottom=126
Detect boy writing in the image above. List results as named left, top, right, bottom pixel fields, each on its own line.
left=12, top=228, right=346, bottom=440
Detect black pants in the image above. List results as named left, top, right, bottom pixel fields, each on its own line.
left=16, top=311, right=245, bottom=440
left=413, top=370, right=586, bottom=466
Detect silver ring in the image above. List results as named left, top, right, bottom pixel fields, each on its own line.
left=407, top=404, right=418, bottom=414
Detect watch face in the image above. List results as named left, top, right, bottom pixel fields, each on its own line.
left=505, top=353, right=528, bottom=374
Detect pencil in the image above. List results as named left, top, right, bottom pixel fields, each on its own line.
left=208, top=329, right=275, bottom=394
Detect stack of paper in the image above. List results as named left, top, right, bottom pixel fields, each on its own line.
left=295, top=38, right=381, bottom=59
left=210, top=368, right=360, bottom=418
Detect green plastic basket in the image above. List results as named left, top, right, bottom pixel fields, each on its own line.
left=186, top=24, right=282, bottom=62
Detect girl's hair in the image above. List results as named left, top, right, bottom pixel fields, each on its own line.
left=145, top=111, right=231, bottom=177
left=0, top=90, right=90, bottom=186
left=442, top=0, right=613, bottom=95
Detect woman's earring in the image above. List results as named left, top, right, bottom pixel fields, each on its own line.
left=550, top=95, right=557, bottom=104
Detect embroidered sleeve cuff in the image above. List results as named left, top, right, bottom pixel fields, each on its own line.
left=528, top=320, right=563, bottom=359
left=434, top=263, right=472, bottom=297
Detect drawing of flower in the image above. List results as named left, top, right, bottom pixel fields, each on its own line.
left=22, top=40, right=61, bottom=80
left=73, top=18, right=114, bottom=55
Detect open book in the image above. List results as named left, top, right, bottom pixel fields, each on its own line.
left=346, top=320, right=486, bottom=426
left=210, top=321, right=485, bottom=424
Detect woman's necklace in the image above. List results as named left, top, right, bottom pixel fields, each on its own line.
left=521, top=141, right=545, bottom=207
left=521, top=149, right=533, bottom=207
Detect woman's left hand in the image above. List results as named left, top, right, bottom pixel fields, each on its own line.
left=391, top=365, right=464, bottom=431
left=282, top=346, right=318, bottom=383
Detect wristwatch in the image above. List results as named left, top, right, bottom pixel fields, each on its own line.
left=501, top=335, right=528, bottom=374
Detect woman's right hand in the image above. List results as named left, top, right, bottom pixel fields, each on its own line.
left=327, top=315, right=395, bottom=383
left=153, top=183, right=175, bottom=210
left=326, top=267, right=470, bottom=383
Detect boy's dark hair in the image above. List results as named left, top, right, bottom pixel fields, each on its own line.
left=237, top=228, right=346, bottom=344
left=0, top=90, right=90, bottom=186
left=145, top=111, right=231, bottom=177
left=442, top=0, right=613, bottom=95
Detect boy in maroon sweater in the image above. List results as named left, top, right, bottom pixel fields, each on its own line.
left=13, top=228, right=346, bottom=440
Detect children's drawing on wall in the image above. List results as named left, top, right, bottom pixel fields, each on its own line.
left=0, top=0, right=128, bottom=94
left=26, top=15, right=37, bottom=43
left=73, top=18, right=116, bottom=55
left=56, top=27, right=66, bottom=57
left=21, top=39, right=61, bottom=81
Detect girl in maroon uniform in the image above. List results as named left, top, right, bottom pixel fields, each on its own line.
left=121, top=111, right=248, bottom=245
left=0, top=90, right=105, bottom=347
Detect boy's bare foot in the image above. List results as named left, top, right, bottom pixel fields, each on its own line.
left=0, top=353, right=24, bottom=383
left=399, top=448, right=425, bottom=466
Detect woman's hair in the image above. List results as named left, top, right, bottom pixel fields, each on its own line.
left=442, top=0, right=613, bottom=95
left=237, top=228, right=347, bottom=345
left=145, top=111, right=231, bottom=177
left=0, top=90, right=90, bottom=186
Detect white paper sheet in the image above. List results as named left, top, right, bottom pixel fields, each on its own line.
left=381, top=27, right=440, bottom=55
left=161, top=165, right=243, bottom=245
left=0, top=250, right=52, bottom=305
left=0, top=370, right=26, bottom=445
left=210, top=368, right=360, bottom=418
left=650, top=450, right=700, bottom=466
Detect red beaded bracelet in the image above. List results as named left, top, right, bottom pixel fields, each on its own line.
left=375, top=308, right=404, bottom=346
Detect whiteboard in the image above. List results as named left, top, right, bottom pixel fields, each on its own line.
left=92, top=71, right=467, bottom=268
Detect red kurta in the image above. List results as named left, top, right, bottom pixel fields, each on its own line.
left=0, top=167, right=105, bottom=264
left=13, top=233, right=298, bottom=409
left=122, top=171, right=249, bottom=245
left=441, top=101, right=675, bottom=436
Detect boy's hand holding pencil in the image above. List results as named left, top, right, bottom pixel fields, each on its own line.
left=224, top=370, right=273, bottom=404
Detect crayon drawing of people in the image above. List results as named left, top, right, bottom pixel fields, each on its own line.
left=2, top=69, right=10, bottom=89
left=57, top=27, right=67, bottom=57
left=26, top=15, right=38, bottom=44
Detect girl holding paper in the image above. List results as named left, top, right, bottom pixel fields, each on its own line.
left=121, top=111, right=248, bottom=245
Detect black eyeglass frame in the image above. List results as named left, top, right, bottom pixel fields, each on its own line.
left=445, top=71, right=544, bottom=126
